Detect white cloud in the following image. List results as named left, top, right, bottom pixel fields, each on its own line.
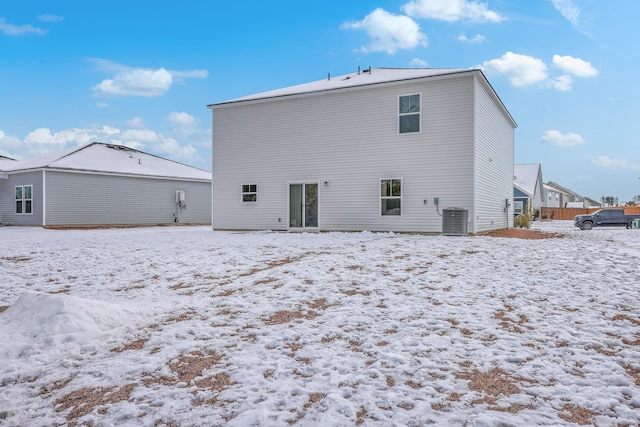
left=551, top=0, right=589, bottom=34
left=89, top=59, right=208, bottom=98
left=120, top=129, right=160, bottom=144
left=592, top=155, right=639, bottom=170
left=95, top=102, right=109, bottom=108
left=36, top=15, right=64, bottom=23
left=99, top=125, right=121, bottom=136
left=480, top=52, right=548, bottom=87
left=549, top=75, right=573, bottom=91
left=552, top=54, right=598, bottom=77
left=0, top=130, right=23, bottom=158
left=0, top=121, right=208, bottom=168
left=128, top=117, right=146, bottom=128
left=340, top=8, right=427, bottom=54
left=402, top=0, right=502, bottom=22
left=480, top=52, right=597, bottom=91
left=410, top=58, right=428, bottom=67
left=24, top=127, right=95, bottom=146
left=168, top=112, right=196, bottom=127
left=0, top=18, right=46, bottom=36
left=457, top=33, right=488, bottom=44
left=542, top=130, right=585, bottom=146
left=92, top=68, right=173, bottom=97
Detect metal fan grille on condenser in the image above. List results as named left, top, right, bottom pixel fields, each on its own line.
left=442, top=208, right=468, bottom=236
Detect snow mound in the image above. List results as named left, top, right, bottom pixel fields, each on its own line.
left=0, top=292, right=132, bottom=358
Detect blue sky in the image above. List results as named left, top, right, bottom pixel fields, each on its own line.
left=1, top=0, right=639, bottom=201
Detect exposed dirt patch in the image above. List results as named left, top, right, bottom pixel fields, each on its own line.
left=355, top=406, right=367, bottom=425
left=405, top=380, right=422, bottom=389
left=307, top=298, right=329, bottom=310
left=164, top=311, right=195, bottom=323
left=169, top=351, right=222, bottom=384
left=0, top=306, right=9, bottom=314
left=495, top=309, right=529, bottom=333
left=625, top=364, right=640, bottom=386
left=303, top=392, right=327, bottom=410
left=40, top=378, right=73, bottom=396
left=195, top=372, right=230, bottom=392
left=613, top=314, right=640, bottom=326
left=265, top=309, right=312, bottom=325
left=111, top=337, right=149, bottom=353
left=559, top=404, right=600, bottom=425
left=456, top=367, right=520, bottom=399
left=489, top=402, right=535, bottom=413
left=484, top=228, right=564, bottom=239
left=264, top=299, right=328, bottom=325
left=55, top=383, right=136, bottom=421
left=1, top=256, right=31, bottom=262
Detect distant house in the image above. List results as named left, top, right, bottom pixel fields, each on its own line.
left=584, top=196, right=602, bottom=208
left=544, top=181, right=586, bottom=208
left=0, top=142, right=212, bottom=227
left=513, top=163, right=544, bottom=215
left=208, top=68, right=517, bottom=233
left=543, top=184, right=561, bottom=208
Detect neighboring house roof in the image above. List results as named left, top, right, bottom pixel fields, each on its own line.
left=0, top=142, right=211, bottom=181
left=545, top=181, right=584, bottom=200
left=584, top=196, right=602, bottom=207
left=0, top=156, right=17, bottom=177
left=514, top=163, right=542, bottom=198
left=210, top=67, right=517, bottom=128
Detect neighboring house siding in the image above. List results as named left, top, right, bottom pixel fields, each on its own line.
left=44, top=171, right=211, bottom=226
left=545, top=190, right=560, bottom=208
left=533, top=177, right=544, bottom=209
left=0, top=171, right=43, bottom=225
left=473, top=77, right=514, bottom=233
left=213, top=75, right=477, bottom=232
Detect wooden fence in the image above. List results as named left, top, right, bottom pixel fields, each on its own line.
left=540, top=206, right=640, bottom=221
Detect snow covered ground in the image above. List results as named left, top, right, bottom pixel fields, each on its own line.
left=1, top=221, right=639, bottom=426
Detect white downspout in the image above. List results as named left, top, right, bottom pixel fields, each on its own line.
left=472, top=76, right=478, bottom=234
left=42, top=170, right=46, bottom=227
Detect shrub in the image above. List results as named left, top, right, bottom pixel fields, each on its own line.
left=514, top=204, right=534, bottom=229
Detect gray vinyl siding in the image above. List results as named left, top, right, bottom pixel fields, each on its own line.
left=473, top=77, right=515, bottom=233
left=213, top=74, right=478, bottom=232
left=0, top=171, right=43, bottom=226
left=44, top=171, right=211, bottom=226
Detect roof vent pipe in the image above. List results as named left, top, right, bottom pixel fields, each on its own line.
left=328, top=73, right=330, bottom=81
left=358, top=66, right=360, bottom=74
left=368, top=66, right=372, bottom=73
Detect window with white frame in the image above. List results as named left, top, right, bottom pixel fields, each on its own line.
left=381, top=179, right=402, bottom=216
left=15, top=185, right=33, bottom=214
left=242, top=184, right=257, bottom=202
left=399, top=94, right=420, bottom=133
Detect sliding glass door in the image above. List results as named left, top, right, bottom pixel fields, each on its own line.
left=289, top=183, right=318, bottom=229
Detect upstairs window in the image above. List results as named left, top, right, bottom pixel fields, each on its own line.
left=15, top=185, right=33, bottom=214
left=242, top=184, right=257, bottom=202
left=399, top=94, right=420, bottom=134
left=381, top=179, right=402, bottom=216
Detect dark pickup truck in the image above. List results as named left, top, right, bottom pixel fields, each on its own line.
left=574, top=209, right=640, bottom=230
